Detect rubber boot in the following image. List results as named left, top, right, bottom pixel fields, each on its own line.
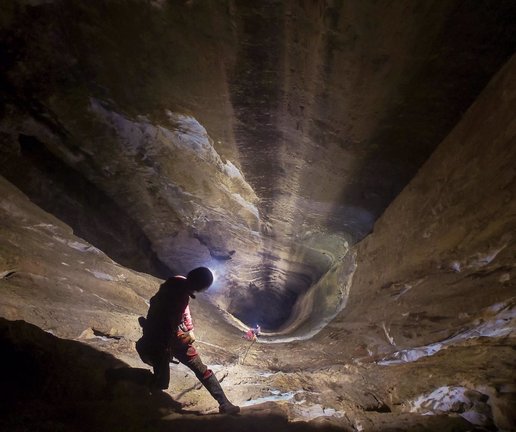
left=202, top=374, right=240, bottom=414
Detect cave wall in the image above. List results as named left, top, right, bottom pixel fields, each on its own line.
left=318, top=54, right=516, bottom=357
left=0, top=174, right=159, bottom=340
left=0, top=172, right=246, bottom=350
left=0, top=3, right=515, bottom=428
left=1, top=0, right=515, bottom=330
left=249, top=54, right=516, bottom=429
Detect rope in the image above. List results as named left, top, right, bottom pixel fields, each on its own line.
left=241, top=338, right=256, bottom=364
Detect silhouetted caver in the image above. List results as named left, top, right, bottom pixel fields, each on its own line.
left=136, top=267, right=240, bottom=414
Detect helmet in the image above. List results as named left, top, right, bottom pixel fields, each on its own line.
left=186, top=267, right=214, bottom=291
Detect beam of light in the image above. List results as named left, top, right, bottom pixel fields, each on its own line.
left=210, top=268, right=218, bottom=283
left=204, top=261, right=224, bottom=292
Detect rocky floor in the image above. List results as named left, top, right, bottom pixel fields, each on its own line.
left=0, top=173, right=516, bottom=431
left=0, top=177, right=514, bottom=431
left=3, top=316, right=506, bottom=432
left=1, top=317, right=514, bottom=432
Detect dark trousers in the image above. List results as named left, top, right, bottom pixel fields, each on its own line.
left=136, top=337, right=212, bottom=390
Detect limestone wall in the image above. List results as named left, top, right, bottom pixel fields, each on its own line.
left=326, top=54, right=516, bottom=355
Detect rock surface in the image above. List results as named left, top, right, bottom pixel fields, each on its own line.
left=1, top=0, right=515, bottom=330
left=0, top=2, right=515, bottom=431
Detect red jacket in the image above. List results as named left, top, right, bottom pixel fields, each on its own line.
left=141, top=276, right=191, bottom=348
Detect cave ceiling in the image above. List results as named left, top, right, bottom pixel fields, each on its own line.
left=1, top=0, right=515, bottom=331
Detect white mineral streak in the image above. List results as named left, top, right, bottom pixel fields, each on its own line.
left=87, top=270, right=115, bottom=281
left=240, top=390, right=298, bottom=406
left=223, top=160, right=243, bottom=179
left=34, top=223, right=58, bottom=232
left=450, top=243, right=508, bottom=273
left=378, top=300, right=516, bottom=365
left=407, top=386, right=492, bottom=426
left=66, top=241, right=88, bottom=251
left=382, top=322, right=396, bottom=346
left=354, top=420, right=365, bottom=431
left=90, top=98, right=260, bottom=237
left=90, top=99, right=255, bottom=199
left=52, top=237, right=103, bottom=255
left=92, top=293, right=115, bottom=306
left=231, top=193, right=260, bottom=219
left=290, top=404, right=347, bottom=421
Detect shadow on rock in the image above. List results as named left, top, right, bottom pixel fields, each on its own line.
left=0, top=318, right=183, bottom=431
left=0, top=318, right=352, bottom=432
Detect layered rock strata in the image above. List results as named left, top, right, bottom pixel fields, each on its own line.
left=1, top=0, right=515, bottom=330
